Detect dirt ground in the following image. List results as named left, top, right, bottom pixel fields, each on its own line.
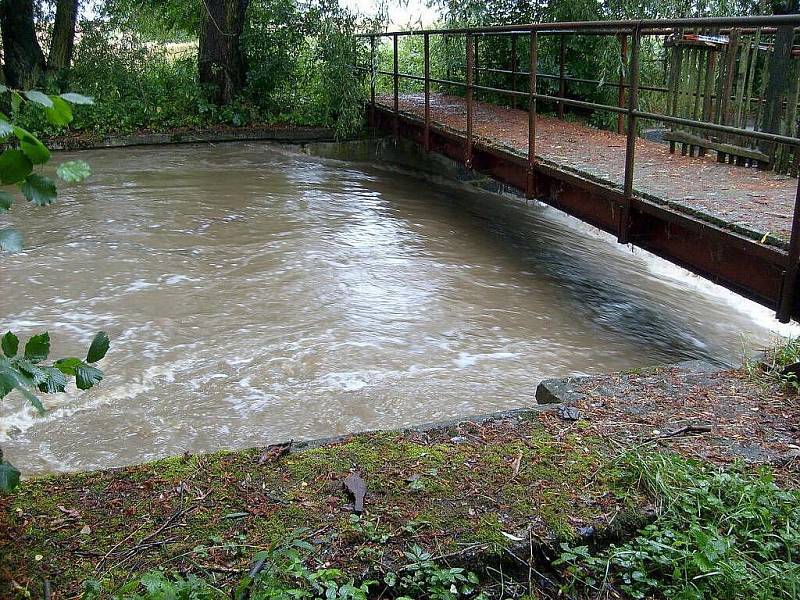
left=380, top=92, right=799, bottom=247
left=539, top=363, right=800, bottom=487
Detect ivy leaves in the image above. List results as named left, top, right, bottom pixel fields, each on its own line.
left=0, top=330, right=110, bottom=491
left=0, top=88, right=95, bottom=252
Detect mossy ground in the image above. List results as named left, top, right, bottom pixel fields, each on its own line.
left=0, top=414, right=643, bottom=598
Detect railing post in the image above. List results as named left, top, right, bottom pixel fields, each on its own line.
left=424, top=32, right=431, bottom=152
left=393, top=33, right=399, bottom=138
left=474, top=35, right=480, bottom=87
left=511, top=34, right=518, bottom=110
left=466, top=33, right=474, bottom=168
left=445, top=35, right=451, bottom=82
left=527, top=30, right=538, bottom=199
left=370, top=35, right=376, bottom=130
left=617, top=33, right=628, bottom=135
left=558, top=36, right=566, bottom=119
left=777, top=176, right=800, bottom=322
left=619, top=23, right=641, bottom=245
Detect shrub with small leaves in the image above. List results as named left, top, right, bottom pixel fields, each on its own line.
left=554, top=451, right=800, bottom=599
left=383, top=544, right=485, bottom=600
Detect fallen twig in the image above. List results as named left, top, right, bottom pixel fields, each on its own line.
left=658, top=424, right=712, bottom=439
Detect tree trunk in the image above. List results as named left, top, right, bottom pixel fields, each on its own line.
left=47, top=0, right=79, bottom=73
left=198, top=0, right=250, bottom=105
left=0, top=0, right=46, bottom=88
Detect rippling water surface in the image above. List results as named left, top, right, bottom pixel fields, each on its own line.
left=1, top=142, right=792, bottom=473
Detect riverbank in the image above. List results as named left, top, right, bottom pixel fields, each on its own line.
left=42, top=124, right=344, bottom=151
left=2, top=357, right=798, bottom=599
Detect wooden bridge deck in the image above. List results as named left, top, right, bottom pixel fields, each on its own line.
left=379, top=92, right=797, bottom=248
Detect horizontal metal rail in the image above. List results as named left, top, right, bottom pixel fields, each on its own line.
left=374, top=63, right=784, bottom=106
left=358, top=15, right=800, bottom=37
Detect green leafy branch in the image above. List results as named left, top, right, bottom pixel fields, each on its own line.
left=0, top=330, right=110, bottom=491
left=0, top=84, right=94, bottom=252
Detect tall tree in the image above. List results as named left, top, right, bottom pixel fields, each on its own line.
left=198, top=0, right=250, bottom=105
left=0, top=0, right=46, bottom=88
left=48, top=0, right=80, bottom=74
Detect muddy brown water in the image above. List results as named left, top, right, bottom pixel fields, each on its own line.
left=0, top=142, right=793, bottom=474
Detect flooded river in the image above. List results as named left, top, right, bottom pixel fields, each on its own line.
left=0, top=142, right=792, bottom=474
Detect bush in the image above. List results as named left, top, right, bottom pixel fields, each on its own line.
left=556, top=451, right=800, bottom=599
left=16, top=0, right=367, bottom=139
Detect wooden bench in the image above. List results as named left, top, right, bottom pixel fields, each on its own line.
left=663, top=129, right=771, bottom=169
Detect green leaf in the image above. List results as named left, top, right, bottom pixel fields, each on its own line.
left=16, top=358, right=47, bottom=385
left=0, top=461, right=20, bottom=492
left=21, top=174, right=57, bottom=206
left=10, top=92, right=21, bottom=117
left=24, top=332, right=50, bottom=363
left=0, top=84, right=7, bottom=94
left=24, top=90, right=53, bottom=108
left=0, top=369, right=13, bottom=398
left=75, top=363, right=103, bottom=390
left=0, top=117, right=12, bottom=139
left=37, top=366, right=68, bottom=394
left=56, top=160, right=91, bottom=183
left=59, top=93, right=94, bottom=105
left=0, top=149, right=33, bottom=184
left=14, top=126, right=50, bottom=165
left=86, top=331, right=110, bottom=363
left=0, top=228, right=23, bottom=252
left=45, top=96, right=73, bottom=127
left=2, top=332, right=19, bottom=357
left=0, top=191, right=13, bottom=212
left=54, top=357, right=82, bottom=376
left=0, top=362, right=44, bottom=413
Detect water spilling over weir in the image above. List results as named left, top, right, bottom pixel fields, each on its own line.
left=0, top=141, right=792, bottom=474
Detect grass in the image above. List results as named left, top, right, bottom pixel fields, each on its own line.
left=745, top=336, right=800, bottom=392
left=556, top=450, right=800, bottom=600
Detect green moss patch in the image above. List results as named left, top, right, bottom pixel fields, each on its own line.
left=0, top=414, right=642, bottom=597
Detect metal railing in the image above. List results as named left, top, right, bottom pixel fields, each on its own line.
left=357, top=15, right=800, bottom=321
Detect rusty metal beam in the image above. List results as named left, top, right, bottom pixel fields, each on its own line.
left=466, top=34, right=474, bottom=168
left=511, top=34, right=518, bottom=110
left=369, top=35, right=376, bottom=130
left=527, top=31, right=537, bottom=199
left=619, top=24, right=641, bottom=245
left=778, top=177, right=800, bottom=321
left=558, top=37, right=566, bottom=119
left=617, top=33, right=627, bottom=135
left=393, top=33, right=399, bottom=138
left=370, top=105, right=793, bottom=320
left=424, top=32, right=431, bottom=152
